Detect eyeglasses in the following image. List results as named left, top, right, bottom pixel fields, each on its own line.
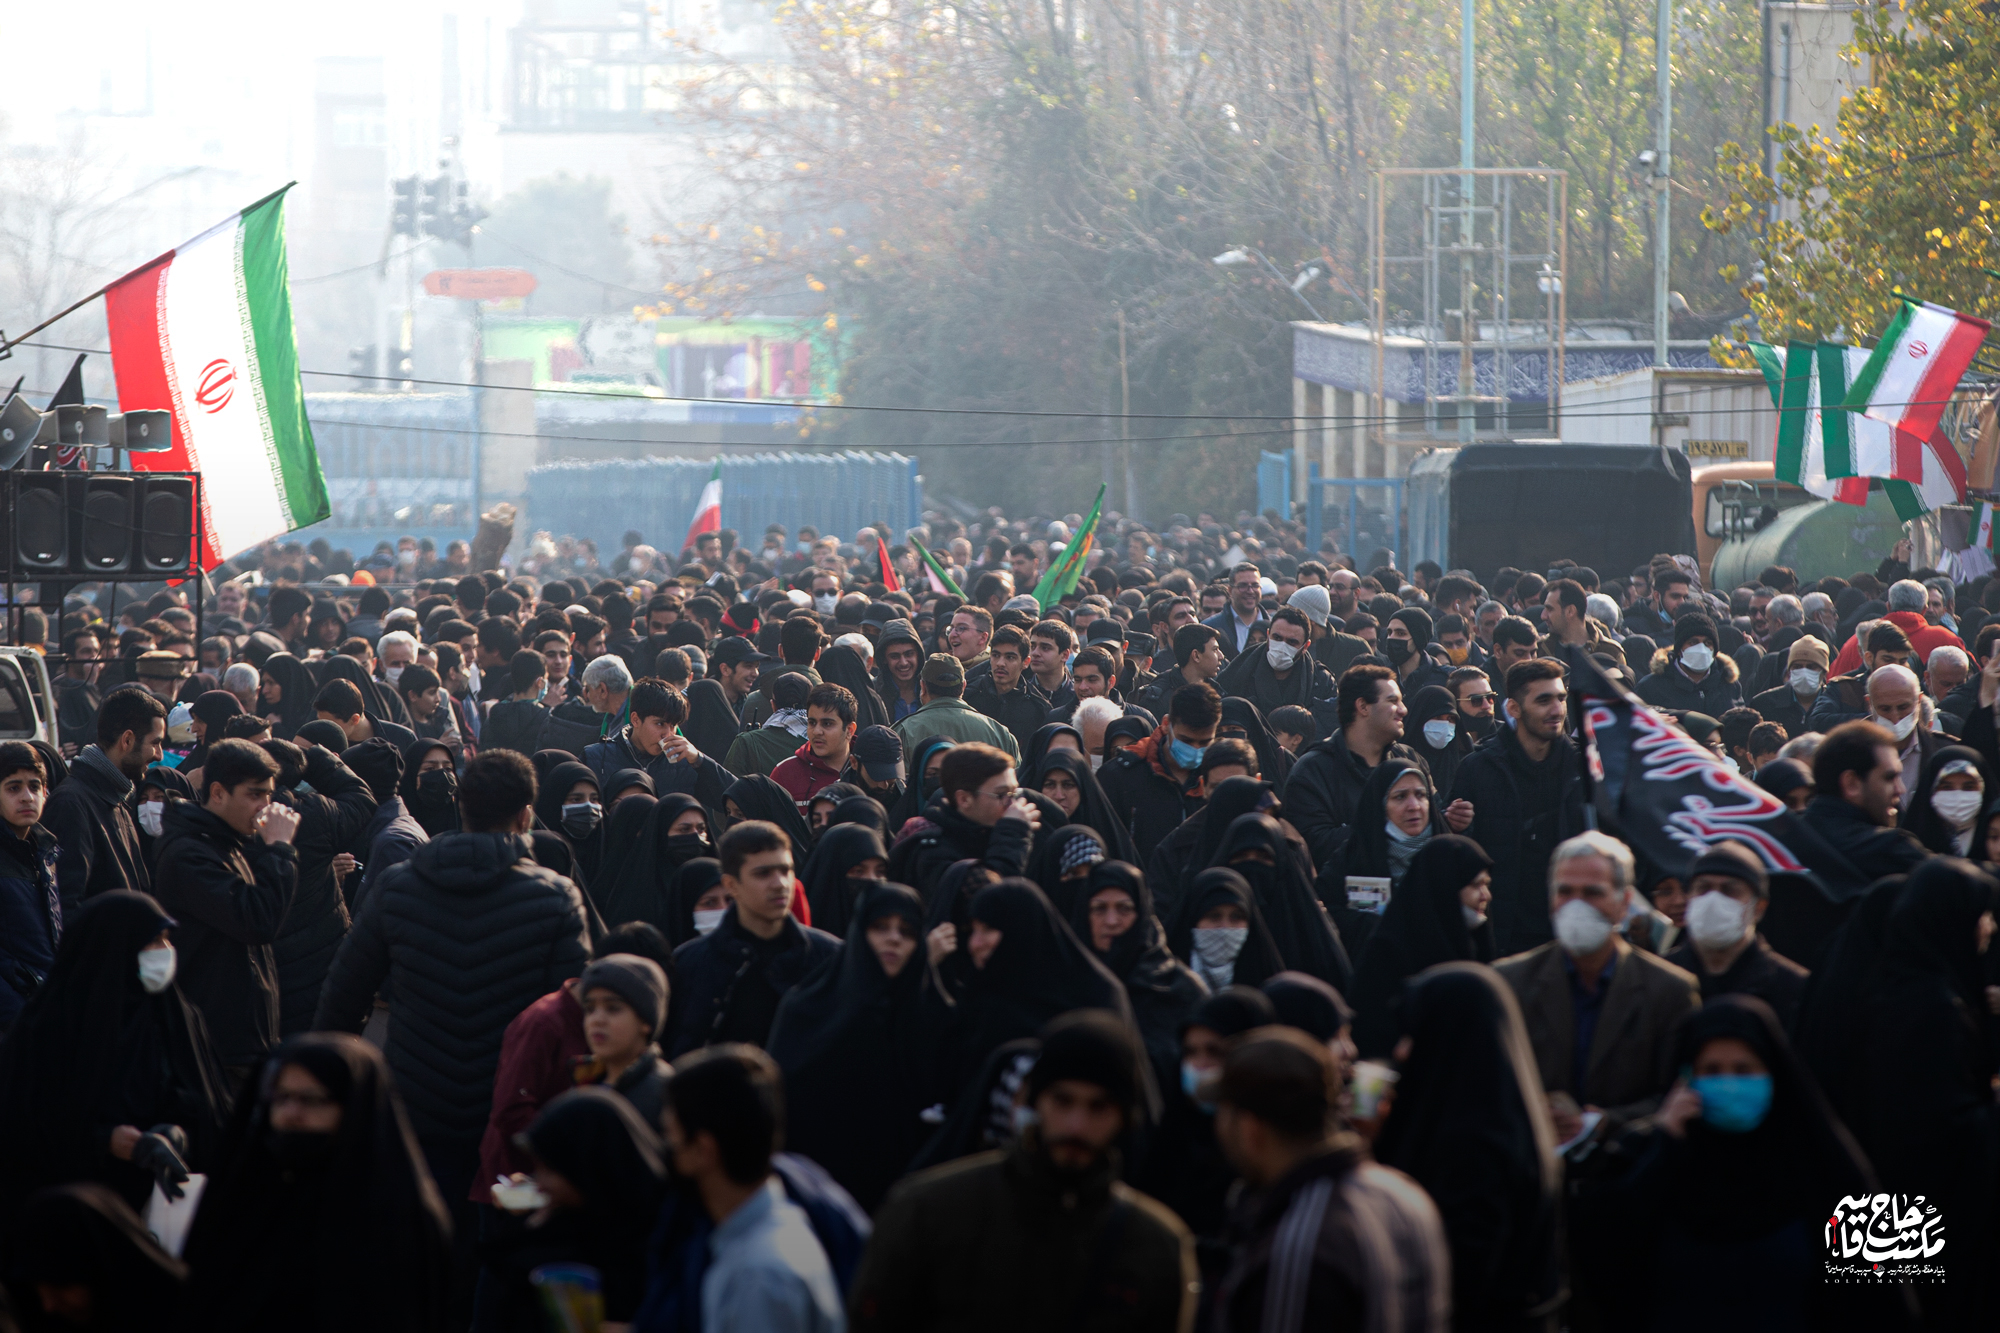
left=977, top=785, right=1020, bottom=802
left=1461, top=691, right=1498, bottom=705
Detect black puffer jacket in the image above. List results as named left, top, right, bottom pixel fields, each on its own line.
left=665, top=906, right=842, bottom=1058
left=270, top=747, right=377, bottom=1036
left=312, top=831, right=591, bottom=1144
left=45, top=745, right=149, bottom=912
left=151, top=802, right=300, bottom=1068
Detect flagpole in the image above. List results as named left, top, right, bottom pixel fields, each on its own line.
left=0, top=181, right=298, bottom=361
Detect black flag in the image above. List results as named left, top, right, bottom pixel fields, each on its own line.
left=42, top=353, right=89, bottom=471
left=1564, top=644, right=1865, bottom=903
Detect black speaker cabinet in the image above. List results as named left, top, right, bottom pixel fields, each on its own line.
left=0, top=471, right=199, bottom=581
left=74, top=474, right=137, bottom=574
left=138, top=476, right=196, bottom=574
left=14, top=475, right=69, bottom=573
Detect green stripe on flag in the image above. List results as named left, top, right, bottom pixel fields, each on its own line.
left=1814, top=343, right=1856, bottom=479
left=1774, top=342, right=1814, bottom=486
left=1842, top=299, right=1915, bottom=411
left=1884, top=478, right=1928, bottom=522
left=238, top=190, right=330, bottom=528
left=1032, top=486, right=1105, bottom=610
left=909, top=535, right=965, bottom=599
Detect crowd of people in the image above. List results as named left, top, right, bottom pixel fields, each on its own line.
left=0, top=504, right=1994, bottom=1332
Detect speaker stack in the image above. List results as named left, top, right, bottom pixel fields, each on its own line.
left=0, top=391, right=195, bottom=582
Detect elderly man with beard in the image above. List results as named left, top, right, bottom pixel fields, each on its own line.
left=849, top=1011, right=1196, bottom=1332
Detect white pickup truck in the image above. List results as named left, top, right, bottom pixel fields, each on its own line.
left=0, top=646, right=59, bottom=748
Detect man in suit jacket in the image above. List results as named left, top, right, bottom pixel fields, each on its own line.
left=1494, top=831, right=1701, bottom=1145
left=1203, top=562, right=1270, bottom=659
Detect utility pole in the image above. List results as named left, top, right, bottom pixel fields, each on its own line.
left=1458, top=0, right=1476, bottom=443
left=1118, top=308, right=1137, bottom=522
left=1653, top=0, right=1673, bottom=367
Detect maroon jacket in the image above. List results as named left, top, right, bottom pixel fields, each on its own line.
left=770, top=742, right=844, bottom=813
left=472, top=981, right=588, bottom=1204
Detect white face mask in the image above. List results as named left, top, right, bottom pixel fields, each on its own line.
left=1878, top=711, right=1919, bottom=742
left=385, top=665, right=405, bottom=687
left=1932, top=789, right=1983, bottom=829
left=137, top=943, right=177, bottom=994
left=1265, top=640, right=1300, bottom=671
left=1679, top=642, right=1715, bottom=673
left=1192, top=926, right=1248, bottom=970
left=692, top=907, right=727, bottom=935
left=137, top=800, right=165, bottom=839
left=1422, top=720, right=1457, bottom=749
left=465, top=663, right=482, bottom=694
left=1461, top=904, right=1488, bottom=928
left=1787, top=667, right=1821, bottom=696
left=1684, top=890, right=1751, bottom=951
left=814, top=593, right=839, bottom=614
left=1553, top=898, right=1615, bottom=956
left=1089, top=753, right=1104, bottom=772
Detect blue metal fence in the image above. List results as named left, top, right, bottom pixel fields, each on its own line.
left=1256, top=451, right=1292, bottom=518
left=1306, top=468, right=1404, bottom=571
left=527, top=452, right=922, bottom=555
left=293, top=393, right=478, bottom=551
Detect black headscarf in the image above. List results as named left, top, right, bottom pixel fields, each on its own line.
left=184, top=689, right=244, bottom=771
left=530, top=748, right=572, bottom=786
left=317, top=652, right=409, bottom=725
left=1029, top=824, right=1105, bottom=919
left=592, top=792, right=657, bottom=923
left=1400, top=684, right=1469, bottom=799
left=726, top=773, right=814, bottom=865
left=1066, top=861, right=1204, bottom=1078
left=1374, top=962, right=1561, bottom=1326
left=1023, top=722, right=1086, bottom=779
left=1210, top=812, right=1351, bottom=991
left=522, top=1087, right=668, bottom=1321
left=258, top=652, right=319, bottom=740
left=1102, top=715, right=1152, bottom=760
left=603, top=769, right=655, bottom=805
left=661, top=858, right=725, bottom=949
left=1219, top=696, right=1294, bottom=790
left=1665, top=995, right=1876, bottom=1241
left=0, top=891, right=232, bottom=1216
left=800, top=823, right=889, bottom=938
left=817, top=644, right=891, bottom=731
left=180, top=1033, right=453, bottom=1332
left=1320, top=757, right=1449, bottom=961
left=1900, top=744, right=1989, bottom=856
left=1261, top=971, right=1354, bottom=1042
left=890, top=735, right=956, bottom=830
left=932, top=879, right=1131, bottom=1110
left=1, top=1183, right=187, bottom=1327
left=767, top=883, right=933, bottom=1210
left=399, top=738, right=459, bottom=837
left=920, top=858, right=997, bottom=999
left=1033, top=748, right=1137, bottom=865
left=534, top=761, right=605, bottom=890
left=1349, top=836, right=1496, bottom=1056
left=831, top=792, right=890, bottom=836
left=681, top=678, right=743, bottom=762
left=1164, top=867, right=1288, bottom=991
left=808, top=781, right=867, bottom=831
left=1791, top=874, right=1907, bottom=1129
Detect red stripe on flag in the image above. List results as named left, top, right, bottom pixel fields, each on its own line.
left=106, top=255, right=213, bottom=569
left=1905, top=313, right=1992, bottom=441
left=1928, top=426, right=1968, bottom=498
left=876, top=535, right=901, bottom=593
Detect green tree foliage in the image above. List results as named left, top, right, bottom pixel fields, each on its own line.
left=479, top=174, right=645, bottom=317
left=661, top=0, right=1757, bottom=516
left=1705, top=0, right=2000, bottom=358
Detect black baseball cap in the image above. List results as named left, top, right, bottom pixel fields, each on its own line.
left=711, top=636, right=774, bottom=667
left=852, top=725, right=905, bottom=782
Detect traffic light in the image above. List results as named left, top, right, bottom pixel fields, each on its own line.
left=391, top=177, right=420, bottom=237
left=418, top=176, right=449, bottom=238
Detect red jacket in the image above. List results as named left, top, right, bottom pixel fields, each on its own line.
left=473, top=982, right=588, bottom=1204
left=1829, top=609, right=1963, bottom=676
left=770, top=742, right=844, bottom=812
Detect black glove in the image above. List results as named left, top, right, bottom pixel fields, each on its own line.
left=131, top=1124, right=190, bottom=1200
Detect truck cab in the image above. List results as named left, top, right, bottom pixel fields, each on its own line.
left=0, top=646, right=57, bottom=749
left=1691, top=463, right=1816, bottom=581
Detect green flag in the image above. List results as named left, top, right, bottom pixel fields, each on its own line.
left=907, top=533, right=966, bottom=600
left=1032, top=486, right=1105, bottom=609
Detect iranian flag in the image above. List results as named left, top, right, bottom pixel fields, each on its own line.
left=1843, top=298, right=1991, bottom=441
left=1753, top=342, right=1866, bottom=505
left=106, top=185, right=329, bottom=569
left=683, top=460, right=721, bottom=551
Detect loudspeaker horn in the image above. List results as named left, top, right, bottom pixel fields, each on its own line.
left=0, top=395, right=42, bottom=468
left=53, top=404, right=109, bottom=449
left=109, top=410, right=173, bottom=452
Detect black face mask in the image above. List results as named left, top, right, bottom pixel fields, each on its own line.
left=665, top=832, right=709, bottom=864
left=1382, top=637, right=1415, bottom=666
left=415, top=769, right=457, bottom=807
left=265, top=1128, right=338, bottom=1168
